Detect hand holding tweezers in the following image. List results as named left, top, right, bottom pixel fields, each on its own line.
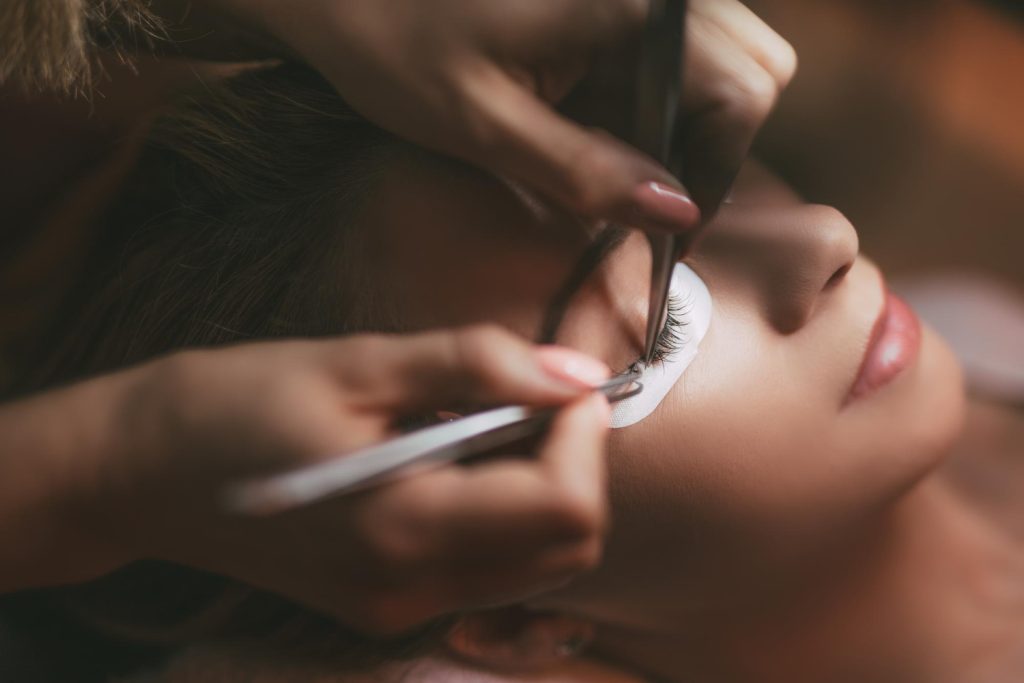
left=634, top=0, right=689, bottom=363
left=225, top=372, right=641, bottom=516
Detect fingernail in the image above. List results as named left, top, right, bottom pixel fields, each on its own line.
left=537, top=346, right=610, bottom=389
left=632, top=181, right=701, bottom=232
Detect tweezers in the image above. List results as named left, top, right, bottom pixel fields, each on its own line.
left=634, top=0, right=688, bottom=363
left=225, top=371, right=643, bottom=516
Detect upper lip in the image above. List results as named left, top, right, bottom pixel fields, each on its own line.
left=845, top=269, right=888, bottom=403
left=861, top=290, right=890, bottom=366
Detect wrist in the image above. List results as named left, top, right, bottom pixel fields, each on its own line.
left=54, top=367, right=148, bottom=580
left=0, top=369, right=144, bottom=590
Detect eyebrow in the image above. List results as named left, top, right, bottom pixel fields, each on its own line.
left=537, top=225, right=631, bottom=344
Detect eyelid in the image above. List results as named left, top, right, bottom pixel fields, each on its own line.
left=625, top=292, right=687, bottom=374
left=609, top=262, right=713, bottom=429
left=651, top=293, right=687, bottom=364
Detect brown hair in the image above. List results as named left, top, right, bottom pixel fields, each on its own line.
left=0, top=0, right=160, bottom=94
left=23, top=62, right=403, bottom=392
left=8, top=63, right=448, bottom=679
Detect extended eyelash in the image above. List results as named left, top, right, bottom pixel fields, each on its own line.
left=626, top=292, right=689, bottom=374
left=650, top=292, right=688, bottom=364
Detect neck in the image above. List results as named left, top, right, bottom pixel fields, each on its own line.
left=594, top=476, right=1024, bottom=683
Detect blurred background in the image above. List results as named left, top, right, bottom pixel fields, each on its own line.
left=745, top=0, right=1024, bottom=292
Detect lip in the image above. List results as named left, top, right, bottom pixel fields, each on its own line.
left=847, top=289, right=922, bottom=403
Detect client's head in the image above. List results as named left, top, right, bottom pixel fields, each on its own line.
left=32, top=63, right=965, bottom=661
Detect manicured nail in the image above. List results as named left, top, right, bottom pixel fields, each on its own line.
left=537, top=346, right=610, bottom=389
left=632, top=181, right=701, bottom=232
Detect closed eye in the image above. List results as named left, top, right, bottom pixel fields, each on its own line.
left=626, top=292, right=689, bottom=373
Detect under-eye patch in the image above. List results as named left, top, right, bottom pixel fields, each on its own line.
left=610, top=263, right=712, bottom=428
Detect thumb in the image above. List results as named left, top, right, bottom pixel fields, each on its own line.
left=332, top=326, right=610, bottom=413
left=461, top=66, right=701, bottom=234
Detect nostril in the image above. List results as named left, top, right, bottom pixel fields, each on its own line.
left=825, top=262, right=852, bottom=290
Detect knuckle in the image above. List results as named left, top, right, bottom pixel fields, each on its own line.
left=364, top=527, right=425, bottom=578
left=561, top=139, right=623, bottom=216
left=458, top=323, right=514, bottom=350
left=329, top=335, right=390, bottom=388
left=549, top=486, right=608, bottom=542
left=724, top=67, right=778, bottom=125
left=734, top=67, right=780, bottom=121
left=453, top=324, right=517, bottom=387
left=765, top=37, right=799, bottom=87
left=453, top=64, right=517, bottom=158
left=151, top=350, right=222, bottom=420
left=562, top=536, right=606, bottom=575
left=355, top=513, right=428, bottom=579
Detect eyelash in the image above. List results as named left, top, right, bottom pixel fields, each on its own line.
left=629, top=292, right=688, bottom=372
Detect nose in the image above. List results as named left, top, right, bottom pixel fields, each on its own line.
left=694, top=204, right=859, bottom=333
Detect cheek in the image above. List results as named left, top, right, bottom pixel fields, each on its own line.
left=605, top=321, right=966, bottom=581
left=611, top=315, right=831, bottom=508
left=603, top=322, right=821, bottom=571
left=603, top=314, right=894, bottom=572
left=834, top=325, right=965, bottom=499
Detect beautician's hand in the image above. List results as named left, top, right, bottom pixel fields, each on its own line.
left=24, top=326, right=611, bottom=635
left=201, top=0, right=795, bottom=224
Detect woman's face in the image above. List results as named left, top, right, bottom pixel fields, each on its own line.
left=357, top=150, right=965, bottom=632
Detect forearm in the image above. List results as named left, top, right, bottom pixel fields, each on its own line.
left=0, top=370, right=135, bottom=592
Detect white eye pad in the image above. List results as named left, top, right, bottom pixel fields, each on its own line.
left=609, top=262, right=712, bottom=429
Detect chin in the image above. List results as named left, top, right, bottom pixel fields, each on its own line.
left=842, top=322, right=965, bottom=511
left=891, top=324, right=966, bottom=487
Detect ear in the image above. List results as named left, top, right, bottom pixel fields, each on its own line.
left=445, top=607, right=594, bottom=672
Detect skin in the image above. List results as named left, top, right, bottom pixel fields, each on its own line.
left=0, top=0, right=798, bottom=629
left=117, top=149, right=1024, bottom=683
left=327, top=147, right=1017, bottom=682
left=191, top=0, right=796, bottom=221
left=367, top=145, right=962, bottom=593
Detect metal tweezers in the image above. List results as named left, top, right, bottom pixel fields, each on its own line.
left=635, top=0, right=688, bottom=363
left=224, top=4, right=686, bottom=517
left=226, top=372, right=642, bottom=516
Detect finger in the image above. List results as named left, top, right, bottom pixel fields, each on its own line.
left=327, top=325, right=610, bottom=412
left=677, top=18, right=785, bottom=214
left=350, top=395, right=610, bottom=617
left=429, top=393, right=611, bottom=565
left=437, top=396, right=612, bottom=607
left=534, top=392, right=611, bottom=525
left=457, top=65, right=701, bottom=235
left=692, top=0, right=797, bottom=87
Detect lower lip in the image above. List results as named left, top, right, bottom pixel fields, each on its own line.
left=849, top=292, right=922, bottom=402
